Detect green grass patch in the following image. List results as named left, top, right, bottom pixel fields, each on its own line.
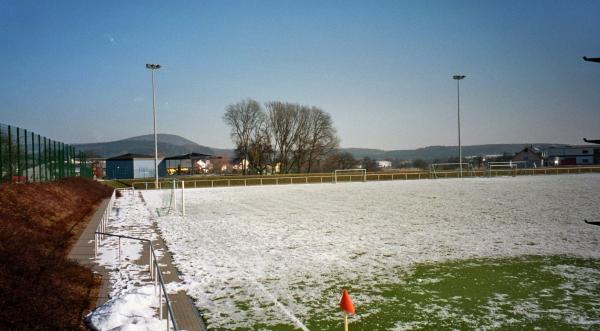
left=213, top=255, right=600, bottom=330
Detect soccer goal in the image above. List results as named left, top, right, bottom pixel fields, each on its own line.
left=487, top=161, right=527, bottom=177
left=429, top=163, right=475, bottom=179
left=333, top=169, right=367, bottom=183
left=156, top=179, right=186, bottom=216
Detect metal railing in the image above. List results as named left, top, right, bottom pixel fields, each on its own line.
left=126, top=166, right=600, bottom=189
left=94, top=188, right=178, bottom=331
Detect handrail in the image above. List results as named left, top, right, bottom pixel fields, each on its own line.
left=94, top=231, right=178, bottom=331
left=93, top=188, right=178, bottom=331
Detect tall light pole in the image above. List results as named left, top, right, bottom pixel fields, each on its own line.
left=453, top=75, right=466, bottom=177
left=146, top=63, right=161, bottom=189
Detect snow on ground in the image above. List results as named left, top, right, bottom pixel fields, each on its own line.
left=141, top=174, right=600, bottom=329
left=86, top=190, right=168, bottom=331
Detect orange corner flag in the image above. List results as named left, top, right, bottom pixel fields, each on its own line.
left=340, top=288, right=356, bottom=314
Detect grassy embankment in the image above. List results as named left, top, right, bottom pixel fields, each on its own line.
left=0, top=177, right=113, bottom=330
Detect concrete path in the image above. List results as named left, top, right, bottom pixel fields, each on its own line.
left=144, top=225, right=208, bottom=331
left=69, top=191, right=207, bottom=331
left=68, top=198, right=111, bottom=306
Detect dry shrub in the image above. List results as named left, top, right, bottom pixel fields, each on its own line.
left=0, top=178, right=112, bottom=330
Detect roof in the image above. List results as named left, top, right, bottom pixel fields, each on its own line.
left=163, top=152, right=212, bottom=160
left=106, top=153, right=156, bottom=160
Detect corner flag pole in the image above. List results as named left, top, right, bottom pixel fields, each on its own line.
left=340, top=288, right=355, bottom=330
left=344, top=313, right=349, bottom=331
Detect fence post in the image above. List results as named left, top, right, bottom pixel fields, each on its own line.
left=61, top=143, right=65, bottom=178
left=8, top=126, right=12, bottom=180
left=181, top=181, right=185, bottom=216
left=0, top=125, right=3, bottom=183
left=31, top=131, right=35, bottom=181
left=118, top=237, right=121, bottom=266
left=159, top=279, right=163, bottom=320
left=24, top=129, right=28, bottom=181
left=53, top=140, right=57, bottom=180
left=49, top=139, right=52, bottom=180
left=16, top=127, right=20, bottom=182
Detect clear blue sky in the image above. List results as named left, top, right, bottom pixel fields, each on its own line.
left=1, top=0, right=599, bottom=149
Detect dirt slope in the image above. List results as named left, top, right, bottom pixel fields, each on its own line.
left=0, top=177, right=112, bottom=330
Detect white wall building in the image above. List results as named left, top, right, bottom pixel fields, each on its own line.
left=376, top=160, right=392, bottom=169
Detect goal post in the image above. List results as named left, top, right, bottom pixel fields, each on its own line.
left=429, top=162, right=474, bottom=179
left=487, top=161, right=528, bottom=177
left=333, top=169, right=367, bottom=183
left=156, top=178, right=185, bottom=216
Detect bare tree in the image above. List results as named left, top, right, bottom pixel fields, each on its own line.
left=322, top=151, right=356, bottom=171
left=223, top=99, right=262, bottom=175
left=305, top=107, right=339, bottom=172
left=247, top=112, right=273, bottom=174
left=265, top=101, right=298, bottom=173
left=224, top=99, right=340, bottom=175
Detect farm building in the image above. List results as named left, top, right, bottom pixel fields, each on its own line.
left=105, top=153, right=165, bottom=179
left=512, top=146, right=545, bottom=167
left=163, top=152, right=212, bottom=176
left=376, top=160, right=393, bottom=169
left=543, top=146, right=598, bottom=166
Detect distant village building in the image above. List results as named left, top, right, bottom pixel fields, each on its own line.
left=376, top=160, right=392, bottom=169
left=162, top=153, right=212, bottom=176
left=512, top=146, right=545, bottom=167
left=512, top=145, right=600, bottom=167
left=544, top=146, right=597, bottom=166
left=105, top=153, right=164, bottom=179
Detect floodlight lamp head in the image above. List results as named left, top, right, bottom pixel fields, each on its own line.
left=146, top=64, right=161, bottom=70
left=453, top=75, right=466, bottom=80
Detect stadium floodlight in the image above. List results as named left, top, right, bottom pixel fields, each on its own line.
left=452, top=75, right=466, bottom=177
left=146, top=63, right=161, bottom=189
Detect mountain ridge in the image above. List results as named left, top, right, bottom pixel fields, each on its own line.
left=75, top=134, right=570, bottom=161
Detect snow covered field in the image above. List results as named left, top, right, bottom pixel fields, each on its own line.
left=142, top=174, right=600, bottom=329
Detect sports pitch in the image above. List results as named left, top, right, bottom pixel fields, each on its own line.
left=142, top=174, right=600, bottom=330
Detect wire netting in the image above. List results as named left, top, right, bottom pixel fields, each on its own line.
left=0, top=123, right=92, bottom=183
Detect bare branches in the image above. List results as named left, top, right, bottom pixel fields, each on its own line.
left=224, top=99, right=339, bottom=174
left=223, top=99, right=262, bottom=175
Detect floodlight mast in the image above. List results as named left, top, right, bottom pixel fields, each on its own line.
left=453, top=75, right=466, bottom=177
left=146, top=64, right=161, bottom=189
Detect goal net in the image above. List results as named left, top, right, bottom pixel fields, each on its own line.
left=487, top=161, right=527, bottom=177
left=156, top=179, right=185, bottom=216
left=333, top=169, right=367, bottom=183
left=429, top=163, right=474, bottom=179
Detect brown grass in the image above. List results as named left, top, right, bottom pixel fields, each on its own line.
left=0, top=177, right=112, bottom=330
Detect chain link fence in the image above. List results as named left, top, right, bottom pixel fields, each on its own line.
left=0, top=123, right=92, bottom=184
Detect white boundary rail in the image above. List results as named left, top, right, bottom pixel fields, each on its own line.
left=333, top=169, right=367, bottom=184
left=93, top=188, right=179, bottom=331
left=429, top=163, right=475, bottom=178
left=487, top=161, right=528, bottom=177
left=127, top=166, right=600, bottom=189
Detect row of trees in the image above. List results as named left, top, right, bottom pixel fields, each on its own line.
left=223, top=99, right=340, bottom=174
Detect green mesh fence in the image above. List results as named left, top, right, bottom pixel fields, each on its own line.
left=0, top=123, right=92, bottom=183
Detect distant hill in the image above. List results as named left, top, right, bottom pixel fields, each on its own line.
left=75, top=134, right=568, bottom=161
left=74, top=134, right=234, bottom=158
left=341, top=143, right=569, bottom=161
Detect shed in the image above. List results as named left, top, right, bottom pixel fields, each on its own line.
left=163, top=152, right=212, bottom=176
left=105, top=153, right=165, bottom=179
left=512, top=146, right=544, bottom=167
